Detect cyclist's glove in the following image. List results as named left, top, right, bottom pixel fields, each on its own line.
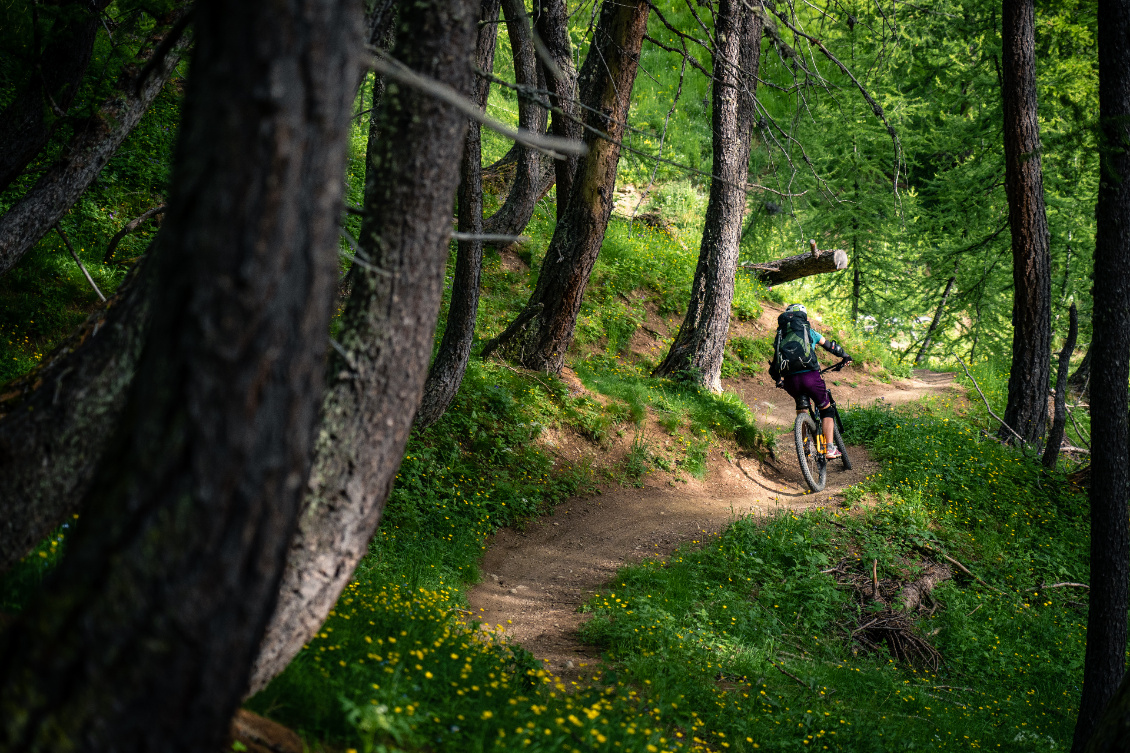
left=822, top=339, right=847, bottom=359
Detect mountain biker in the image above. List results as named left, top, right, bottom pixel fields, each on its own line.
left=767, top=303, right=852, bottom=460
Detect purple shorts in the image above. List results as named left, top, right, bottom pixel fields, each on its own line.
left=782, top=370, right=830, bottom=411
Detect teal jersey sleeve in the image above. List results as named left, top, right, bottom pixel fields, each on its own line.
left=809, top=328, right=822, bottom=346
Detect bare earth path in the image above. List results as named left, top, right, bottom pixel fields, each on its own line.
left=468, top=368, right=961, bottom=678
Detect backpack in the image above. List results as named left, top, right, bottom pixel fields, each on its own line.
left=771, top=310, right=819, bottom=377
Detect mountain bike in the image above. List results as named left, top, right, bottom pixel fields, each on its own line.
left=793, top=358, right=852, bottom=492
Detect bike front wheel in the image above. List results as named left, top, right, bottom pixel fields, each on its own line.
left=794, top=412, right=826, bottom=492
left=832, top=422, right=852, bottom=470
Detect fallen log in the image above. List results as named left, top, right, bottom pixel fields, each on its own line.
left=740, top=239, right=848, bottom=286
left=898, top=563, right=952, bottom=612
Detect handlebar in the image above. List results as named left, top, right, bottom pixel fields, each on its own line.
left=819, top=357, right=852, bottom=375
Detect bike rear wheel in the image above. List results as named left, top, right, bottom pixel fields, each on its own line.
left=794, top=412, right=826, bottom=492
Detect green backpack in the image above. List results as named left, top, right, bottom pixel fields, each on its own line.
left=772, top=310, right=819, bottom=376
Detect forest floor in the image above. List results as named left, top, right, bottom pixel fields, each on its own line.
left=468, top=363, right=962, bottom=683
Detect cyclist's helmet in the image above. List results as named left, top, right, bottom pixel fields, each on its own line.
left=785, top=303, right=807, bottom=315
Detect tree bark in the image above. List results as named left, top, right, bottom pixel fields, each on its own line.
left=740, top=246, right=849, bottom=286
left=0, top=250, right=155, bottom=576
left=415, top=0, right=500, bottom=430
left=652, top=0, right=764, bottom=392
left=0, top=10, right=189, bottom=278
left=481, top=0, right=549, bottom=239
left=534, top=0, right=581, bottom=220
left=0, top=0, right=362, bottom=747
left=480, top=0, right=650, bottom=374
left=1042, top=303, right=1078, bottom=469
left=1070, top=344, right=1091, bottom=395
left=1071, top=0, right=1130, bottom=747
left=245, top=0, right=476, bottom=694
left=0, top=0, right=111, bottom=195
left=999, top=0, right=1053, bottom=444
left=915, top=269, right=957, bottom=366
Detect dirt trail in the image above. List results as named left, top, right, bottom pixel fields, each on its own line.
left=468, top=363, right=962, bottom=679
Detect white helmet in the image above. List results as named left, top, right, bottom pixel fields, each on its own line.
left=786, top=303, right=807, bottom=315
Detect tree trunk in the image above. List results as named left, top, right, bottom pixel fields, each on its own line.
left=0, top=0, right=111, bottom=195
left=652, top=0, right=764, bottom=392
left=415, top=0, right=500, bottom=430
left=1070, top=344, right=1091, bottom=394
left=0, top=250, right=155, bottom=575
left=0, top=0, right=362, bottom=747
left=999, top=0, right=1053, bottom=444
left=1071, top=0, right=1130, bottom=747
left=481, top=0, right=549, bottom=239
left=245, top=0, right=476, bottom=694
left=740, top=246, right=849, bottom=286
left=480, top=0, right=650, bottom=374
left=1042, top=303, right=1078, bottom=469
left=0, top=11, right=189, bottom=278
left=534, top=0, right=581, bottom=220
left=915, top=270, right=957, bottom=365
left=852, top=236, right=861, bottom=321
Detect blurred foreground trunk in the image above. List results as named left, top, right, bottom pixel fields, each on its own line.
left=0, top=0, right=361, bottom=747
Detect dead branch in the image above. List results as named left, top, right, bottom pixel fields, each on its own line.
left=103, top=205, right=165, bottom=262
left=55, top=224, right=106, bottom=302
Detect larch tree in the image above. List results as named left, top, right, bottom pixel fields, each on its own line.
left=999, top=0, right=1053, bottom=444
left=415, top=0, right=502, bottom=430
left=0, top=3, right=191, bottom=277
left=1069, top=0, right=1130, bottom=747
left=246, top=0, right=478, bottom=693
left=0, top=0, right=112, bottom=194
left=0, top=0, right=363, bottom=748
left=481, top=0, right=650, bottom=374
left=482, top=0, right=549, bottom=239
left=534, top=0, right=581, bottom=219
left=652, top=0, right=765, bottom=392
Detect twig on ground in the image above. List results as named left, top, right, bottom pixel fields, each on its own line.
left=772, top=662, right=814, bottom=693
left=1028, top=582, right=1089, bottom=591
left=952, top=354, right=1028, bottom=448
left=55, top=224, right=106, bottom=302
left=964, top=604, right=982, bottom=617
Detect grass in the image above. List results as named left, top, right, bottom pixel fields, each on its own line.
left=577, top=401, right=1089, bottom=751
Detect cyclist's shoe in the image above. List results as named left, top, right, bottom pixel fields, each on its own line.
left=825, top=446, right=843, bottom=460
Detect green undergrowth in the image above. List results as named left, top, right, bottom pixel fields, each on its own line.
left=576, top=402, right=1090, bottom=751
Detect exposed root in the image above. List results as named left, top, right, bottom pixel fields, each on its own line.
left=825, top=557, right=947, bottom=670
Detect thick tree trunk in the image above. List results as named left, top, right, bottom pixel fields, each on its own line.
left=652, top=0, right=764, bottom=392
left=1070, top=0, right=1130, bottom=748
left=0, top=0, right=111, bottom=195
left=1042, top=303, right=1078, bottom=469
left=740, top=246, right=849, bottom=286
left=915, top=270, right=957, bottom=365
left=534, top=0, right=581, bottom=220
left=481, top=0, right=549, bottom=239
left=480, top=0, right=650, bottom=374
left=0, top=13, right=188, bottom=278
left=245, top=0, right=476, bottom=694
left=999, top=0, right=1053, bottom=444
left=415, top=0, right=500, bottom=430
left=0, top=0, right=361, bottom=748
left=0, top=250, right=155, bottom=575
